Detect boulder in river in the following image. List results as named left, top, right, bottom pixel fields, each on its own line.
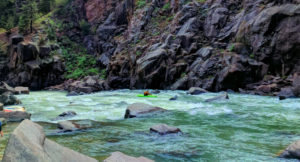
left=58, top=120, right=94, bottom=132
left=58, top=121, right=78, bottom=132
left=14, top=86, right=30, bottom=94
left=188, top=87, right=208, bottom=95
left=67, top=91, right=79, bottom=96
left=150, top=124, right=182, bottom=135
left=53, top=111, right=77, bottom=121
left=0, top=111, right=31, bottom=122
left=169, top=95, right=178, bottom=101
left=124, top=103, right=166, bottom=118
left=205, top=93, right=229, bottom=102
left=2, top=119, right=97, bottom=162
left=104, top=151, right=154, bottom=162
left=279, top=140, right=300, bottom=160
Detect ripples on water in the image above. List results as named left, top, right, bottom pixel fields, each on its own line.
left=1, top=90, right=300, bottom=161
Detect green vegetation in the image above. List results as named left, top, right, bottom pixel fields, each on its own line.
left=250, top=53, right=255, bottom=58
left=79, top=19, right=91, bottom=35
left=59, top=38, right=100, bottom=79
left=136, top=0, right=147, bottom=9
left=162, top=2, right=171, bottom=11
left=228, top=44, right=235, bottom=52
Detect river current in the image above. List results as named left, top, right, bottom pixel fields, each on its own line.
left=1, top=90, right=300, bottom=161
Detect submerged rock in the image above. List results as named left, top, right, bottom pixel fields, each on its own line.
left=2, top=120, right=97, bottom=162
left=0, top=111, right=30, bottom=122
left=169, top=95, right=178, bottom=101
left=67, top=91, right=79, bottom=96
left=53, top=111, right=77, bottom=121
left=279, top=140, right=300, bottom=160
left=124, top=103, right=166, bottom=118
left=104, top=151, right=154, bottom=162
left=205, top=93, right=229, bottom=102
left=188, top=87, right=208, bottom=95
left=150, top=124, right=182, bottom=135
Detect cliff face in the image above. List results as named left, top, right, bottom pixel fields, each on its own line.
left=1, top=0, right=300, bottom=97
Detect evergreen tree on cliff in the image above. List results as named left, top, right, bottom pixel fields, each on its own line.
left=18, top=0, right=38, bottom=33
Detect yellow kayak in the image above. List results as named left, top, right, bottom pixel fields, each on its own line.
left=4, top=106, right=26, bottom=112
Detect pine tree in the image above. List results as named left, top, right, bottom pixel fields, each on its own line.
left=18, top=0, right=38, bottom=33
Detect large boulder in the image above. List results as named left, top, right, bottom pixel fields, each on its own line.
left=104, top=152, right=154, bottom=162
left=205, top=92, right=229, bottom=102
left=279, top=140, right=300, bottom=160
left=124, top=103, right=166, bottom=118
left=10, top=35, right=24, bottom=45
left=293, top=73, right=300, bottom=97
left=0, top=111, right=31, bottom=122
left=150, top=124, right=182, bottom=135
left=188, top=87, right=208, bottom=95
left=2, top=120, right=97, bottom=162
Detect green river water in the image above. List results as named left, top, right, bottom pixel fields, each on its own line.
left=1, top=90, right=300, bottom=161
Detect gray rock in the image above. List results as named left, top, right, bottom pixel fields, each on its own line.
left=67, top=91, right=79, bottom=96
left=0, top=92, right=21, bottom=105
left=205, top=93, right=229, bottom=102
left=58, top=121, right=78, bottom=132
left=278, top=87, right=295, bottom=100
left=169, top=95, right=178, bottom=101
left=124, top=103, right=166, bottom=118
left=10, top=35, right=24, bottom=45
left=0, top=111, right=31, bottom=122
left=53, top=111, right=77, bottom=121
left=188, top=87, right=208, bottom=95
left=150, top=124, right=182, bottom=135
left=104, top=151, right=154, bottom=162
left=279, top=140, right=300, bottom=160
left=2, top=119, right=97, bottom=162
left=196, top=47, right=213, bottom=60
left=14, top=86, right=30, bottom=94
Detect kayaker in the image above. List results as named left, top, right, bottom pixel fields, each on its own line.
left=144, top=91, right=151, bottom=96
left=0, top=120, right=3, bottom=137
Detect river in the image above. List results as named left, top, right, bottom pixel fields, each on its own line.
left=1, top=90, right=300, bottom=161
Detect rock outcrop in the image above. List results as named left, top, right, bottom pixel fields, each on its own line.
left=150, top=124, right=182, bottom=135
left=104, top=152, right=154, bottom=162
left=2, top=35, right=65, bottom=90
left=124, top=103, right=166, bottom=118
left=2, top=119, right=98, bottom=162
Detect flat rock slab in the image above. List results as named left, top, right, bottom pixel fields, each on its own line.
left=57, top=120, right=94, bottom=132
left=58, top=121, right=78, bottom=132
left=2, top=119, right=97, bottom=162
left=150, top=124, right=182, bottom=135
left=124, top=103, right=166, bottom=118
left=279, top=140, right=300, bottom=159
left=104, top=151, right=154, bottom=162
left=0, top=111, right=31, bottom=122
left=14, top=87, right=30, bottom=94
left=188, top=87, right=208, bottom=95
